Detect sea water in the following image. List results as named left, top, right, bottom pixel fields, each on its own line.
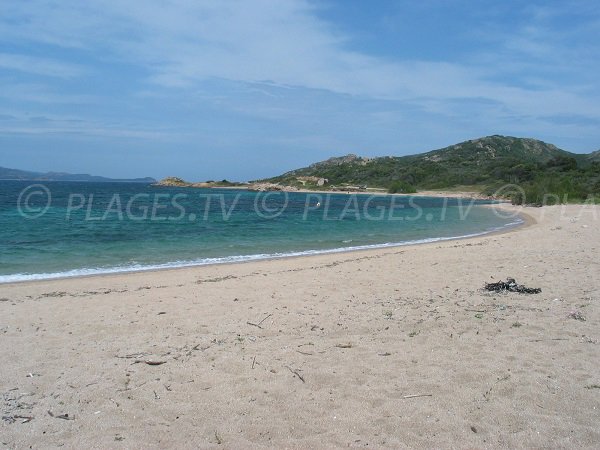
left=0, top=181, right=521, bottom=282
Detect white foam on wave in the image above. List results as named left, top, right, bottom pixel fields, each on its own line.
left=0, top=218, right=523, bottom=284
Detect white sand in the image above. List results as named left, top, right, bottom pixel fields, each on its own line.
left=1, top=204, right=599, bottom=448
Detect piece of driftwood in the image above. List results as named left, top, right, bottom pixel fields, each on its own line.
left=247, top=313, right=273, bottom=329
left=2, top=415, right=34, bottom=424
left=48, top=411, right=74, bottom=420
left=484, top=278, right=541, bottom=294
left=402, top=394, right=432, bottom=399
left=285, top=366, right=305, bottom=383
left=529, top=338, right=568, bottom=342
left=335, top=343, right=353, bottom=349
left=132, top=360, right=167, bottom=366
left=116, top=352, right=149, bottom=359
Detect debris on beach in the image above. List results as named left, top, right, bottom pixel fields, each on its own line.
left=247, top=313, right=272, bottom=329
left=2, top=415, right=34, bottom=424
left=402, top=393, right=432, bottom=399
left=136, top=360, right=167, bottom=366
left=334, top=343, right=353, bottom=348
left=48, top=411, right=74, bottom=420
left=285, top=366, right=305, bottom=383
left=484, top=278, right=541, bottom=294
left=568, top=310, right=586, bottom=321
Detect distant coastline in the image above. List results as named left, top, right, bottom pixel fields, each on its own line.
left=0, top=166, right=156, bottom=183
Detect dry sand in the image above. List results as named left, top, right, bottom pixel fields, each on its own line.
left=1, top=204, right=599, bottom=449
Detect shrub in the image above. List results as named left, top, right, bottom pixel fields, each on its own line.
left=388, top=180, right=416, bottom=194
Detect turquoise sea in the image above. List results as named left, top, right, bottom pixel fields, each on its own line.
left=0, top=181, right=522, bottom=282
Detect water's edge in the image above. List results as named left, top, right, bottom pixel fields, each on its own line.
left=0, top=215, right=524, bottom=284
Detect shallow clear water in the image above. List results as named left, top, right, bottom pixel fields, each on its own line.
left=0, top=181, right=521, bottom=282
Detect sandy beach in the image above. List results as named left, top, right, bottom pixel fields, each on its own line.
left=1, top=204, right=599, bottom=448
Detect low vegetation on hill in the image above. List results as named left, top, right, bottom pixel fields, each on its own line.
left=262, top=136, right=600, bottom=204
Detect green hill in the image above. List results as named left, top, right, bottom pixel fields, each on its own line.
left=263, top=135, right=600, bottom=203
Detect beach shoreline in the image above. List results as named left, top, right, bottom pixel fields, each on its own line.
left=200, top=184, right=499, bottom=201
left=0, top=203, right=531, bottom=286
left=1, top=204, right=598, bottom=448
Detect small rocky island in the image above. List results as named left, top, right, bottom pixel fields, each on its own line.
left=154, top=177, right=247, bottom=188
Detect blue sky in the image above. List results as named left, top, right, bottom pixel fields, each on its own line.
left=1, top=0, right=599, bottom=180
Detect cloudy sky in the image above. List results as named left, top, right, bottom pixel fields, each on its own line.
left=1, top=0, right=599, bottom=180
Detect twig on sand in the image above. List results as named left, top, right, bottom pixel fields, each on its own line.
left=247, top=313, right=272, bottom=329
left=115, top=352, right=149, bottom=359
left=2, top=415, right=34, bottom=424
left=529, top=338, right=568, bottom=342
left=132, top=360, right=167, bottom=366
left=48, top=411, right=74, bottom=420
left=252, top=356, right=256, bottom=369
left=296, top=350, right=314, bottom=356
left=402, top=394, right=432, bottom=399
left=335, top=343, right=353, bottom=349
left=18, top=415, right=34, bottom=423
left=483, top=374, right=511, bottom=401
left=285, top=366, right=305, bottom=383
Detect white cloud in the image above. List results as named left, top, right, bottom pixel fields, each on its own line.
left=1, top=0, right=599, bottom=149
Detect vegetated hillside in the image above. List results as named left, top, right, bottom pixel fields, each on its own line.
left=265, top=135, right=600, bottom=203
left=588, top=149, right=600, bottom=163
left=0, top=166, right=156, bottom=183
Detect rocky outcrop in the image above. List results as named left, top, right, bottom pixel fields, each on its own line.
left=308, top=154, right=369, bottom=169
left=247, top=183, right=300, bottom=192
left=154, top=177, right=219, bottom=188
left=154, top=177, right=191, bottom=186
